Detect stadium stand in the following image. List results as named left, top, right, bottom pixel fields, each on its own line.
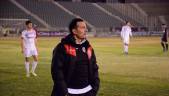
left=0, top=0, right=44, bottom=28
left=59, top=2, right=123, bottom=28
left=165, top=16, right=169, bottom=26
left=125, top=0, right=169, bottom=3
left=0, top=0, right=169, bottom=36
left=138, top=3, right=169, bottom=16
left=98, top=3, right=143, bottom=26
left=16, top=0, right=75, bottom=28
left=138, top=3, right=169, bottom=29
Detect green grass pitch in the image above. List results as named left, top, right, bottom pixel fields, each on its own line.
left=0, top=37, right=169, bottom=96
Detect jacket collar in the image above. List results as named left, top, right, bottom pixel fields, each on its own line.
left=61, top=34, right=89, bottom=48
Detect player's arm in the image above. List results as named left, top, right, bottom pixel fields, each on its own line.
left=130, top=31, right=133, bottom=38
left=129, top=27, right=133, bottom=38
left=34, top=29, right=39, bottom=52
left=35, top=38, right=38, bottom=52
left=120, top=27, right=124, bottom=39
left=20, top=32, right=24, bottom=53
left=167, top=29, right=168, bottom=39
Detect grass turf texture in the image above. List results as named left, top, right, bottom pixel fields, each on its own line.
left=0, top=37, right=169, bottom=96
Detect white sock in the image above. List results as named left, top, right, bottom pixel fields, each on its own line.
left=123, top=45, right=126, bottom=52
left=25, top=62, right=30, bottom=74
left=32, top=61, right=38, bottom=73
left=126, top=45, right=128, bottom=52
left=124, top=45, right=128, bottom=53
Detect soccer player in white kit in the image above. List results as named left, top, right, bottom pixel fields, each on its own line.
left=121, top=21, right=132, bottom=55
left=21, top=20, right=38, bottom=77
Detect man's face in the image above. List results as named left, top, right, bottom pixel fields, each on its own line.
left=27, top=23, right=33, bottom=29
left=73, top=21, right=87, bottom=40
left=162, top=25, right=167, bottom=30
left=127, top=22, right=131, bottom=26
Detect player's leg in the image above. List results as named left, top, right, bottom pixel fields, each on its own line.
left=123, top=38, right=129, bottom=55
left=161, top=41, right=165, bottom=52
left=124, top=43, right=129, bottom=55
left=24, top=49, right=31, bottom=77
left=123, top=43, right=126, bottom=54
left=31, top=50, right=38, bottom=76
left=164, top=42, right=168, bottom=51
left=25, top=57, right=30, bottom=77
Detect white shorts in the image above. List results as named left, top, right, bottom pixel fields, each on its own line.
left=24, top=48, right=38, bottom=57
left=122, top=39, right=129, bottom=44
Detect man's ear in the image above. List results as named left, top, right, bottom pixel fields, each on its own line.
left=72, top=29, right=77, bottom=35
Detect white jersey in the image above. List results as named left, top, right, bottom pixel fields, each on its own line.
left=121, top=25, right=132, bottom=44
left=21, top=29, right=37, bottom=50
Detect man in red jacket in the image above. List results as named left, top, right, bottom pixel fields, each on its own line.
left=51, top=18, right=100, bottom=96
left=161, top=24, right=168, bottom=52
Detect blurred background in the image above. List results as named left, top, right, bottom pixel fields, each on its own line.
left=0, top=0, right=169, bottom=37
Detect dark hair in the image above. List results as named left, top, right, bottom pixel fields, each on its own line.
left=162, top=24, right=166, bottom=26
left=69, top=18, right=84, bottom=34
left=126, top=21, right=129, bottom=24
left=25, top=20, right=32, bottom=25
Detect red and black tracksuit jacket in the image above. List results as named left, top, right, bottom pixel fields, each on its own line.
left=51, top=34, right=100, bottom=96
left=161, top=28, right=168, bottom=42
